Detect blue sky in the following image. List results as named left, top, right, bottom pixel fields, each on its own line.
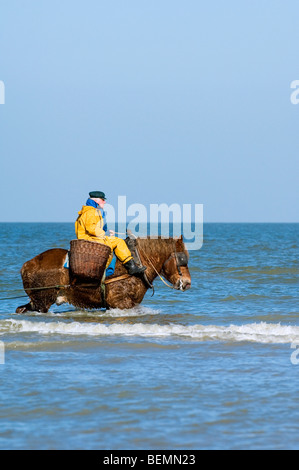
left=0, top=0, right=298, bottom=222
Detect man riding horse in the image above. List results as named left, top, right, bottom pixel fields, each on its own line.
left=75, top=191, right=146, bottom=276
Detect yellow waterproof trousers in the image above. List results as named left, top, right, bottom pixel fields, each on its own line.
left=97, top=236, right=133, bottom=266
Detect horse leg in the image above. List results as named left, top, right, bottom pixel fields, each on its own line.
left=16, top=303, right=32, bottom=314
left=16, top=289, right=66, bottom=314
left=16, top=296, right=55, bottom=314
left=18, top=248, right=69, bottom=313
left=16, top=300, right=38, bottom=314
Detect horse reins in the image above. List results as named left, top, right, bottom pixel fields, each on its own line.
left=126, top=234, right=188, bottom=290
left=3, top=235, right=187, bottom=301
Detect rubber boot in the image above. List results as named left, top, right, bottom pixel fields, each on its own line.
left=124, top=259, right=147, bottom=276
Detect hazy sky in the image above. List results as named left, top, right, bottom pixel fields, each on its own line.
left=0, top=0, right=298, bottom=222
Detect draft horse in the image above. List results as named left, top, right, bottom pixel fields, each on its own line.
left=16, top=236, right=191, bottom=313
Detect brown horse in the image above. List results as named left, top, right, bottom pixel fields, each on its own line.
left=16, top=236, right=191, bottom=313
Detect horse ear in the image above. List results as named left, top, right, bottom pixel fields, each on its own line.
left=176, top=235, right=184, bottom=250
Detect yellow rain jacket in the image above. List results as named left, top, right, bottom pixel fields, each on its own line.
left=75, top=205, right=132, bottom=264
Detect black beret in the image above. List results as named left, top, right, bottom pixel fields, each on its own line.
left=89, top=191, right=106, bottom=200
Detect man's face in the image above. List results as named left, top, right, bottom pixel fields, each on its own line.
left=91, top=197, right=106, bottom=209
left=97, top=198, right=106, bottom=209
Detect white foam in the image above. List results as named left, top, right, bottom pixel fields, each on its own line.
left=17, top=305, right=161, bottom=319
left=1, top=319, right=299, bottom=344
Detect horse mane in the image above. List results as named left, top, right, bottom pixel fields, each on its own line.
left=136, top=236, right=185, bottom=256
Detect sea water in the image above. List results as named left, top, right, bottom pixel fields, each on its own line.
left=0, top=223, right=298, bottom=450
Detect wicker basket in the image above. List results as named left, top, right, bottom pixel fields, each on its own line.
left=69, top=239, right=112, bottom=280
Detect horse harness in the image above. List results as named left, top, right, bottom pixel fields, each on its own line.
left=168, top=251, right=189, bottom=276
left=104, top=238, right=188, bottom=290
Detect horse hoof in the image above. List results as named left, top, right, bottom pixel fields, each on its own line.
left=15, top=306, right=28, bottom=314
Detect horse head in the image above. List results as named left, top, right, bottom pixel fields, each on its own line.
left=161, top=237, right=191, bottom=291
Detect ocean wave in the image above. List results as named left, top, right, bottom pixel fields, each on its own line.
left=1, top=319, right=299, bottom=344
left=9, top=305, right=161, bottom=319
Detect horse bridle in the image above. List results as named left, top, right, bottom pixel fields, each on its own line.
left=130, top=238, right=189, bottom=291
left=163, top=251, right=189, bottom=277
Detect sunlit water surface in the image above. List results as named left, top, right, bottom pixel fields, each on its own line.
left=0, top=223, right=298, bottom=449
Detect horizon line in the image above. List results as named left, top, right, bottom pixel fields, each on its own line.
left=0, top=221, right=298, bottom=224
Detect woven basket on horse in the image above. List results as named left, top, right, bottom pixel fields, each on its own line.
left=69, top=239, right=112, bottom=280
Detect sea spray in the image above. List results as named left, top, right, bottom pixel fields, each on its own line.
left=1, top=319, right=299, bottom=344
